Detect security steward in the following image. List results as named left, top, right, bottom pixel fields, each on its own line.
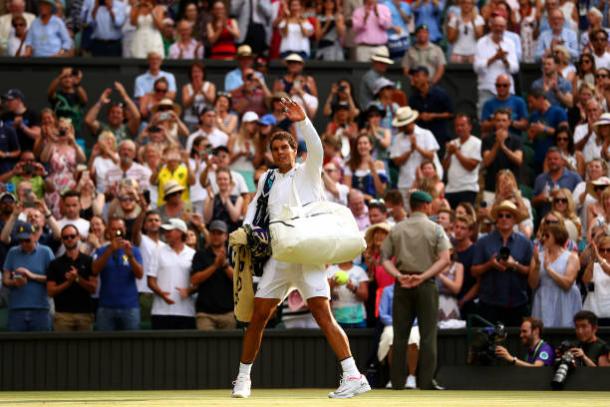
left=381, top=190, right=451, bottom=390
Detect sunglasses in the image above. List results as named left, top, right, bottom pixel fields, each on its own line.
left=545, top=219, right=559, bottom=225
left=119, top=196, right=135, bottom=202
left=599, top=248, right=610, bottom=254
left=62, top=234, right=78, bottom=240
left=495, top=83, right=509, bottom=88
left=553, top=198, right=568, bottom=204
left=596, top=74, right=609, bottom=79
left=497, top=213, right=513, bottom=219
left=13, top=23, right=26, bottom=27
left=19, top=239, right=32, bottom=243
left=556, top=136, right=569, bottom=141
left=581, top=60, right=592, bottom=64
left=155, top=88, right=168, bottom=93
left=594, top=185, right=608, bottom=191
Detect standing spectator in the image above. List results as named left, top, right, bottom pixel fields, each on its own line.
left=213, top=93, right=238, bottom=136
left=550, top=188, right=581, bottom=241
left=0, top=118, right=20, bottom=175
left=390, top=106, right=440, bottom=201
left=382, top=0, right=412, bottom=61
left=1, top=89, right=40, bottom=154
left=527, top=88, right=569, bottom=169
left=363, top=222, right=394, bottom=318
left=133, top=52, right=177, bottom=100
left=351, top=0, right=392, bottom=62
left=480, top=74, right=529, bottom=136
left=150, top=146, right=195, bottom=206
left=207, top=1, right=240, bottom=60
left=231, top=0, right=273, bottom=56
left=314, top=0, right=346, bottom=61
left=518, top=0, right=539, bottom=64
left=23, top=0, right=73, bottom=57
left=57, top=190, right=90, bottom=239
left=191, top=220, right=235, bottom=330
left=323, top=162, right=349, bottom=205
left=104, top=140, right=152, bottom=199
left=47, top=224, right=96, bottom=331
left=147, top=218, right=196, bottom=329
left=401, top=25, right=446, bottom=85
left=47, top=68, right=88, bottom=133
left=472, top=201, right=534, bottom=327
left=323, top=79, right=360, bottom=121
left=229, top=111, right=260, bottom=192
left=446, top=0, right=484, bottom=63
left=224, top=45, right=264, bottom=93
left=186, top=107, right=229, bottom=151
left=168, top=19, right=203, bottom=59
left=408, top=66, right=454, bottom=154
left=86, top=0, right=127, bottom=57
left=344, top=134, right=388, bottom=200
left=327, top=260, right=369, bottom=328
left=359, top=48, right=393, bottom=110
left=273, top=54, right=319, bottom=118
left=530, top=223, right=581, bottom=327
left=130, top=0, right=164, bottom=58
left=231, top=67, right=272, bottom=117
left=583, top=235, right=610, bottom=325
left=348, top=189, right=370, bottom=231
left=535, top=9, right=578, bottom=62
left=531, top=55, right=573, bottom=110
left=276, top=0, right=314, bottom=59
left=0, top=0, right=35, bottom=55
left=473, top=16, right=519, bottom=117
left=181, top=63, right=216, bottom=131
left=203, top=168, right=243, bottom=233
left=84, top=82, right=141, bottom=144
left=157, top=180, right=187, bottom=222
left=2, top=223, right=54, bottom=331
left=436, top=250, right=464, bottom=321
left=92, top=217, right=143, bottom=331
left=453, top=216, right=478, bottom=320
left=411, top=0, right=442, bottom=44
left=573, top=98, right=604, bottom=163
left=139, top=79, right=172, bottom=121
left=443, top=114, right=481, bottom=208
left=589, top=29, right=610, bottom=70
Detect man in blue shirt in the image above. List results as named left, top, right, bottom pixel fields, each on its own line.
left=0, top=119, right=20, bottom=174
left=495, top=317, right=554, bottom=366
left=84, top=0, right=127, bottom=57
left=92, top=217, right=143, bottom=330
left=535, top=9, right=578, bottom=62
left=133, top=52, right=177, bottom=100
left=527, top=87, right=568, bottom=170
left=383, top=0, right=412, bottom=59
left=530, top=55, right=573, bottom=110
left=472, top=200, right=534, bottom=327
left=224, top=45, right=264, bottom=93
left=24, top=0, right=73, bottom=57
left=532, top=147, right=581, bottom=218
left=480, top=74, right=529, bottom=136
left=2, top=222, right=54, bottom=331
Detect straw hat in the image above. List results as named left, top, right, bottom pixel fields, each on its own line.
left=490, top=200, right=523, bottom=222
left=586, top=176, right=610, bottom=197
left=370, top=46, right=394, bottom=65
left=364, top=222, right=391, bottom=243
left=392, top=106, right=419, bottom=127
left=151, top=98, right=182, bottom=116
left=163, top=180, right=185, bottom=199
left=284, top=53, right=304, bottom=63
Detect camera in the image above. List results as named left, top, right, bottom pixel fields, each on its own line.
left=115, top=230, right=124, bottom=238
left=158, top=111, right=172, bottom=121
left=338, top=85, right=346, bottom=92
left=468, top=323, right=508, bottom=365
left=23, top=163, right=35, bottom=175
left=58, top=128, right=67, bottom=137
left=246, top=73, right=254, bottom=81
left=551, top=340, right=577, bottom=390
left=496, top=246, right=510, bottom=262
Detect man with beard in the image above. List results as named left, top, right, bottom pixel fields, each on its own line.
left=47, top=225, right=96, bottom=331
left=495, top=317, right=554, bottom=366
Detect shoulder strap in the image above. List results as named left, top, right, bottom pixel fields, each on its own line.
left=252, top=169, right=276, bottom=228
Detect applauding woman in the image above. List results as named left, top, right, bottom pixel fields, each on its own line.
left=344, top=134, right=388, bottom=200
left=203, top=167, right=243, bottom=233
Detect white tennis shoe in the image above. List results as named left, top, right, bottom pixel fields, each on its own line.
left=328, top=374, right=371, bottom=398
left=231, top=375, right=251, bottom=398
left=405, top=375, right=417, bottom=389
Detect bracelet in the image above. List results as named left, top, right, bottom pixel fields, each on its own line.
left=512, top=356, right=517, bottom=365
left=45, top=212, right=52, bottom=218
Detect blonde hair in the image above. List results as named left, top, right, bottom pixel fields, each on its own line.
left=551, top=188, right=581, bottom=234
left=98, top=131, right=117, bottom=150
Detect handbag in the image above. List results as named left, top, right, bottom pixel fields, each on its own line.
left=387, top=32, right=410, bottom=59
left=269, top=179, right=366, bottom=265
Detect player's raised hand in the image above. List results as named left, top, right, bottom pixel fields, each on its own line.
left=280, top=97, right=306, bottom=122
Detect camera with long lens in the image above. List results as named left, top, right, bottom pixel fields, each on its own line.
left=468, top=323, right=508, bottom=365
left=551, top=340, right=577, bottom=390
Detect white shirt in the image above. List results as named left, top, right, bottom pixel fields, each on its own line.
left=92, top=156, right=116, bottom=193
left=574, top=123, right=603, bottom=163
left=448, top=14, right=485, bottom=56
left=208, top=169, right=249, bottom=195
left=186, top=128, right=229, bottom=152
left=148, top=243, right=196, bottom=317
left=245, top=118, right=323, bottom=224
left=445, top=135, right=482, bottom=193
left=473, top=33, right=519, bottom=93
left=58, top=217, right=90, bottom=239
left=326, top=264, right=369, bottom=311
left=138, top=234, right=164, bottom=293
left=389, top=125, right=440, bottom=189
left=325, top=183, right=350, bottom=206
left=278, top=20, right=314, bottom=55
left=593, top=51, right=610, bottom=70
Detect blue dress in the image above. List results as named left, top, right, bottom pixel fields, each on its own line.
left=532, top=251, right=582, bottom=328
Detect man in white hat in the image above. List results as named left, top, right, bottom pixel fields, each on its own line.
left=224, top=45, right=265, bottom=92
left=389, top=106, right=440, bottom=201
left=147, top=218, right=196, bottom=329
left=359, top=46, right=393, bottom=109
left=352, top=0, right=392, bottom=62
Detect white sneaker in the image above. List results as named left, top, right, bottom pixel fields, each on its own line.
left=385, top=380, right=392, bottom=389
left=405, top=375, right=417, bottom=389
left=328, top=374, right=371, bottom=399
left=231, top=375, right=251, bottom=398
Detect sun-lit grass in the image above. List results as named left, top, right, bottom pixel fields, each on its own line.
left=0, top=390, right=606, bottom=407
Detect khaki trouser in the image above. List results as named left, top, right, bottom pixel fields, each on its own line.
left=196, top=311, right=236, bottom=331
left=391, top=279, right=439, bottom=390
left=53, top=312, right=94, bottom=332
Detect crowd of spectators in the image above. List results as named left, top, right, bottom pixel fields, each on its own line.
left=1, top=0, right=610, bottom=374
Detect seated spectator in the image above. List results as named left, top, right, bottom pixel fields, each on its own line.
left=47, top=68, right=88, bottom=133
left=384, top=189, right=407, bottom=224
left=518, top=0, right=539, bottom=64
left=151, top=146, right=195, bottom=206
left=530, top=223, right=581, bottom=327
left=569, top=310, right=609, bottom=366
left=2, top=222, right=54, bottom=331
left=435, top=206, right=453, bottom=235
left=580, top=8, right=609, bottom=53
left=322, top=162, right=349, bottom=205
left=531, top=55, right=573, bottom=110
left=359, top=47, right=393, bottom=110
left=327, top=259, right=369, bottom=329
left=231, top=67, right=272, bottom=117
left=368, top=199, right=388, bottom=225
left=273, top=54, right=318, bottom=118
left=186, top=107, right=229, bottom=152
left=436, top=250, right=464, bottom=321
left=6, top=15, right=28, bottom=56
left=495, top=318, right=555, bottom=366
left=480, top=74, right=529, bottom=136
left=446, top=0, right=484, bottom=64
left=206, top=1, right=239, bottom=60
left=573, top=161, right=607, bottom=235
left=23, top=0, right=73, bottom=57
left=191, top=220, right=235, bottom=330
left=573, top=58, right=597, bottom=109
left=46, top=224, right=96, bottom=331
left=443, top=114, right=481, bottom=208
left=85, top=82, right=141, bottom=144
left=348, top=189, right=370, bottom=231
left=574, top=99, right=604, bottom=163
left=0, top=151, right=49, bottom=199
left=139, top=81, right=174, bottom=122
left=133, top=52, right=177, bottom=100
left=229, top=111, right=260, bottom=192
left=0, top=0, right=35, bottom=55
left=550, top=188, right=581, bottom=241
left=314, top=0, right=346, bottom=61
left=409, top=66, right=454, bottom=155
left=203, top=168, right=243, bottom=234
left=146, top=218, right=196, bottom=329
left=85, top=0, right=127, bottom=57
left=224, top=45, right=264, bottom=93
left=401, top=24, right=446, bottom=85
left=553, top=125, right=584, bottom=176
left=472, top=200, right=534, bottom=327
left=554, top=46, right=576, bottom=84
left=583, top=235, right=610, bottom=326
left=157, top=180, right=188, bottom=222
left=594, top=67, right=610, bottom=108
left=214, top=92, right=238, bottom=136
left=473, top=16, right=518, bottom=117
left=371, top=78, right=400, bottom=133
left=169, top=19, right=204, bottom=59
left=130, top=0, right=165, bottom=58
left=160, top=17, right=175, bottom=56
left=181, top=63, right=216, bottom=131
left=57, top=190, right=90, bottom=240
left=413, top=160, right=445, bottom=211
left=104, top=140, right=152, bottom=199
left=322, top=79, right=359, bottom=121
left=0, top=89, right=40, bottom=156
left=589, top=29, right=610, bottom=70
left=535, top=9, right=578, bottom=62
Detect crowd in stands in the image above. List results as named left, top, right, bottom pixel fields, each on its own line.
left=1, top=1, right=610, bottom=373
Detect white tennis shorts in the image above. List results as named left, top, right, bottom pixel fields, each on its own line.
left=255, top=258, right=331, bottom=301
left=377, top=325, right=421, bottom=362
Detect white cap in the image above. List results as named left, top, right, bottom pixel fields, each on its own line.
left=160, top=218, right=188, bottom=234
left=242, top=111, right=260, bottom=123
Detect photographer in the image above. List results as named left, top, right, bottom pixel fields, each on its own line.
left=230, top=67, right=271, bottom=116
left=495, top=317, right=554, bottom=367
left=569, top=311, right=609, bottom=367
left=47, top=67, right=88, bottom=133
left=0, top=151, right=50, bottom=198
left=322, top=80, right=359, bottom=121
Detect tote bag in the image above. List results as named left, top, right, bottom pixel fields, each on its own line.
left=269, top=180, right=366, bottom=265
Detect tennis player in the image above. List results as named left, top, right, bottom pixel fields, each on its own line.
left=231, top=98, right=371, bottom=399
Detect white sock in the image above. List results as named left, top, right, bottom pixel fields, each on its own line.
left=238, top=362, right=252, bottom=377
left=340, top=357, right=360, bottom=377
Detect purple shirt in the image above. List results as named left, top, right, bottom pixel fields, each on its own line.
left=352, top=4, right=392, bottom=45
left=526, top=340, right=554, bottom=366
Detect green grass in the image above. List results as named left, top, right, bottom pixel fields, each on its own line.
left=0, top=390, right=607, bottom=407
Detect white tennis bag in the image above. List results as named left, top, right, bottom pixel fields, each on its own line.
left=269, top=180, right=366, bottom=265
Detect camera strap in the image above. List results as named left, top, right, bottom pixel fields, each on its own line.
left=528, top=339, right=545, bottom=361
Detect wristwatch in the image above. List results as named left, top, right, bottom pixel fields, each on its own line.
left=512, top=356, right=517, bottom=365
left=75, top=276, right=80, bottom=283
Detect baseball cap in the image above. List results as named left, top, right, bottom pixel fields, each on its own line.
left=410, top=190, right=432, bottom=203
left=258, top=114, right=277, bottom=127
left=242, top=111, right=260, bottom=123
left=209, top=220, right=228, bottom=233
left=415, top=24, right=429, bottom=34
left=409, top=66, right=430, bottom=76
left=160, top=218, right=188, bottom=233
left=15, top=222, right=35, bottom=240
left=2, top=89, right=24, bottom=101
left=0, top=192, right=16, bottom=202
